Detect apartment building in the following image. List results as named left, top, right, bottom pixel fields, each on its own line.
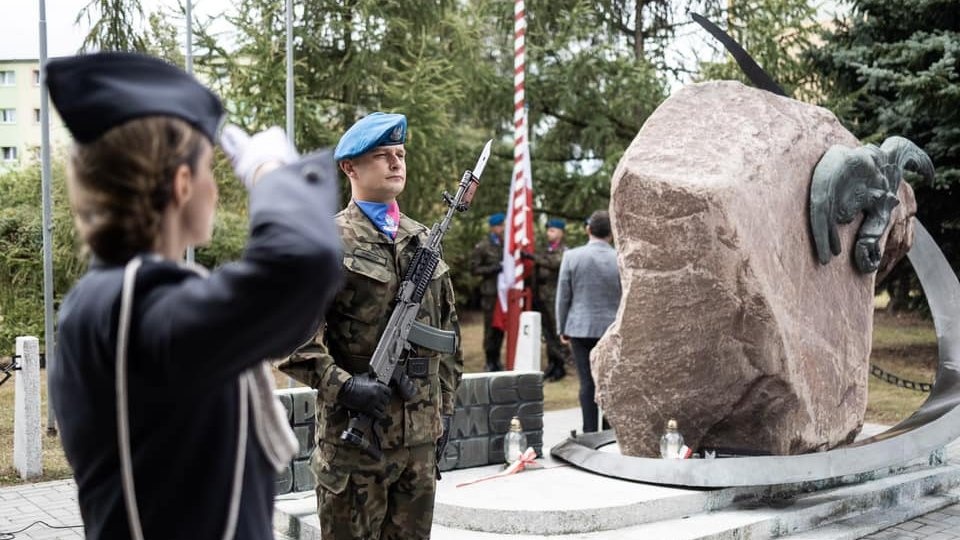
left=0, top=58, right=69, bottom=171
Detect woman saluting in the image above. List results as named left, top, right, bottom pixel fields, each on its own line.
left=46, top=52, right=342, bottom=539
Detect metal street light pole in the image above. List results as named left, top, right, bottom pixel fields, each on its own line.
left=185, top=0, right=196, bottom=264
left=38, top=0, right=57, bottom=434
left=286, top=0, right=294, bottom=138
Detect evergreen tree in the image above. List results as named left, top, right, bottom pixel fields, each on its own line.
left=78, top=0, right=149, bottom=52
left=695, top=0, right=821, bottom=101
left=811, top=0, right=960, bottom=310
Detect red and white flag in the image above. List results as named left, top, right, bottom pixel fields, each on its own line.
left=493, top=0, right=535, bottom=369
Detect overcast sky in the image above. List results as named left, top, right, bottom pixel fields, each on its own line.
left=2, top=0, right=231, bottom=60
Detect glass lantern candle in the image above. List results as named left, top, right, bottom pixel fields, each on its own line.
left=659, top=419, right=684, bottom=459
left=504, top=416, right=527, bottom=465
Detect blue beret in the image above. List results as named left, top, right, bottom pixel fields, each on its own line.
left=46, top=52, right=224, bottom=144
left=488, top=212, right=505, bottom=226
left=547, top=218, right=566, bottom=230
left=334, top=112, right=407, bottom=161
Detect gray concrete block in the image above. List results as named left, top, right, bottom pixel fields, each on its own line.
left=293, top=424, right=316, bottom=460
left=291, top=389, right=317, bottom=425
left=276, top=393, right=293, bottom=422
left=516, top=402, right=544, bottom=429
left=293, top=458, right=316, bottom=492
left=452, top=406, right=489, bottom=438
left=449, top=438, right=490, bottom=470
left=455, top=377, right=490, bottom=406
left=489, top=376, right=520, bottom=403
left=275, top=465, right=293, bottom=495
left=444, top=372, right=545, bottom=472
left=488, top=404, right=517, bottom=433
left=516, top=372, right=544, bottom=401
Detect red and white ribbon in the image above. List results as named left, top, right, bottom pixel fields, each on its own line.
left=455, top=447, right=540, bottom=488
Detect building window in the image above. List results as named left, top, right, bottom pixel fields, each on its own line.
left=0, top=109, right=15, bottom=124
left=1, top=147, right=17, bottom=162
left=34, top=108, right=40, bottom=124
left=0, top=71, right=14, bottom=86
left=33, top=70, right=40, bottom=86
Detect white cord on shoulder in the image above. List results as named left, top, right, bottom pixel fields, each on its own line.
left=115, top=256, right=247, bottom=540
left=222, top=377, right=248, bottom=540
left=116, top=257, right=145, bottom=540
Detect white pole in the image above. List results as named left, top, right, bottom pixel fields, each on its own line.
left=14, top=337, right=43, bottom=479
left=285, top=0, right=294, bottom=138
left=285, top=0, right=295, bottom=388
left=185, top=0, right=196, bottom=264
left=514, top=311, right=541, bottom=372
left=38, top=0, right=57, bottom=435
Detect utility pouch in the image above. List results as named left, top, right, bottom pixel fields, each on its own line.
left=406, top=356, right=430, bottom=379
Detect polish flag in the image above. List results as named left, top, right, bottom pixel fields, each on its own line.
left=493, top=0, right=535, bottom=370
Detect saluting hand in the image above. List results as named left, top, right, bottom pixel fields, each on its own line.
left=220, top=124, right=299, bottom=189
left=337, top=373, right=393, bottom=419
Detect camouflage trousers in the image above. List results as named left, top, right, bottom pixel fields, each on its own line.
left=316, top=442, right=437, bottom=540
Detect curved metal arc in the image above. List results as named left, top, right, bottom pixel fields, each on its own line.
left=552, top=219, right=960, bottom=486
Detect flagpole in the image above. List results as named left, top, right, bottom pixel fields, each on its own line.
left=185, top=0, right=195, bottom=263
left=504, top=0, right=534, bottom=370
left=39, top=0, right=57, bottom=434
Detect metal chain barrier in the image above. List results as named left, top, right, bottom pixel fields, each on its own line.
left=0, top=354, right=20, bottom=387
left=870, top=363, right=933, bottom=392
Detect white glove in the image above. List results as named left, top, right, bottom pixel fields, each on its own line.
left=220, top=124, right=299, bottom=189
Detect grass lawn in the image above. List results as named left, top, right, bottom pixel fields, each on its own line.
left=0, top=308, right=939, bottom=487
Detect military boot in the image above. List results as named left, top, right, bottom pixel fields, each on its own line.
left=485, top=355, right=503, bottom=372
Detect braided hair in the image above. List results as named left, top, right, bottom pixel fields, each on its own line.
left=67, top=116, right=206, bottom=264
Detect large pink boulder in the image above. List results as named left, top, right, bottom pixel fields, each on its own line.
left=593, top=81, right=915, bottom=457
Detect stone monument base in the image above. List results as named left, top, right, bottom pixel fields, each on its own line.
left=274, top=408, right=960, bottom=539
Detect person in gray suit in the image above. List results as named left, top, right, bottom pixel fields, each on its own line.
left=556, top=210, right=621, bottom=433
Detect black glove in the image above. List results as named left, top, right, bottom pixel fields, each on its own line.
left=393, top=371, right=417, bottom=402
left=337, top=373, right=392, bottom=419
left=519, top=251, right=535, bottom=261
left=436, top=414, right=453, bottom=465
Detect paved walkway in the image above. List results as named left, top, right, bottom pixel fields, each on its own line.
left=860, top=504, right=960, bottom=540
left=0, top=479, right=82, bottom=539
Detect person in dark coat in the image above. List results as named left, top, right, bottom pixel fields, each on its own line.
left=471, top=213, right=506, bottom=371
left=46, top=52, right=342, bottom=540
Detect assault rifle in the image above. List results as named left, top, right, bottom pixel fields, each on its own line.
left=341, top=140, right=493, bottom=459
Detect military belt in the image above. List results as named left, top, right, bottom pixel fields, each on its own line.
left=337, top=354, right=438, bottom=378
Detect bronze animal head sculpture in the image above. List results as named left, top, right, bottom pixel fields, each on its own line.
left=809, top=136, right=934, bottom=273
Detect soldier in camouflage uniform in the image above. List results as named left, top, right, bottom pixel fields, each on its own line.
left=278, top=112, right=462, bottom=540
left=525, top=218, right=569, bottom=381
left=471, top=213, right=505, bottom=372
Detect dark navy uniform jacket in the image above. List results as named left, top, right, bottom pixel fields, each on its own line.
left=50, top=152, right=343, bottom=540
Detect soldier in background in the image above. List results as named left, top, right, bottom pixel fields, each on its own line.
left=524, top=218, right=569, bottom=381
left=471, top=213, right=506, bottom=372
left=278, top=112, right=462, bottom=540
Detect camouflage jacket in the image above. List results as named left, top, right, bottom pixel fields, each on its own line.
left=278, top=201, right=462, bottom=449
left=532, top=241, right=566, bottom=309
left=471, top=234, right=502, bottom=297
